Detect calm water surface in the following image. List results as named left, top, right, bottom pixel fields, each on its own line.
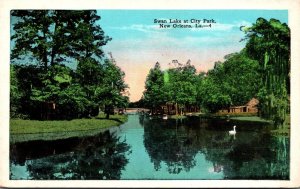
left=10, top=114, right=289, bottom=180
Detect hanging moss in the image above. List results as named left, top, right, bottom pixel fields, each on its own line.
left=245, top=18, right=290, bottom=128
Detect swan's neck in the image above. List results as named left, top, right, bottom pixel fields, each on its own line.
left=234, top=127, right=236, bottom=131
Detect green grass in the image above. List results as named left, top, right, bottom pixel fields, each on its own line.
left=10, top=113, right=128, bottom=143
left=230, top=116, right=271, bottom=123
left=169, top=115, right=187, bottom=119
left=215, top=112, right=258, bottom=117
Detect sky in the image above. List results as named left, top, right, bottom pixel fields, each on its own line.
left=97, top=10, right=288, bottom=102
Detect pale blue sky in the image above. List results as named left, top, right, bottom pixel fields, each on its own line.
left=96, top=10, right=288, bottom=101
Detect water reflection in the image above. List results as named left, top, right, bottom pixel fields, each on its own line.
left=10, top=115, right=289, bottom=180
left=141, top=115, right=289, bottom=179
left=143, top=118, right=198, bottom=174
left=10, top=130, right=131, bottom=180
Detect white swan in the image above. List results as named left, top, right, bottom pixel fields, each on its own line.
left=229, top=125, right=236, bottom=135
left=163, top=114, right=168, bottom=120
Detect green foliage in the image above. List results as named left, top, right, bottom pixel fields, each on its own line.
left=172, top=81, right=197, bottom=106
left=76, top=57, right=103, bottom=86
left=143, top=61, right=199, bottom=114
left=243, top=18, right=290, bottom=127
left=10, top=65, right=23, bottom=118
left=221, top=51, right=260, bottom=105
left=94, top=59, right=129, bottom=118
left=143, top=62, right=165, bottom=109
left=198, top=77, right=232, bottom=113
left=56, top=84, right=91, bottom=119
left=198, top=51, right=260, bottom=113
left=13, top=59, right=128, bottom=120
left=11, top=10, right=111, bottom=69
left=30, top=64, right=73, bottom=102
left=10, top=11, right=128, bottom=120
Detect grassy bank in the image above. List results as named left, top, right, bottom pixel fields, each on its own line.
left=169, top=115, right=187, bottom=119
left=10, top=113, right=128, bottom=143
left=229, top=116, right=271, bottom=123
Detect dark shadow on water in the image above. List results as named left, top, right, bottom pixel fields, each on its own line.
left=10, top=130, right=131, bottom=180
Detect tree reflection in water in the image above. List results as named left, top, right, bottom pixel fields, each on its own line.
left=142, top=117, right=198, bottom=174
left=141, top=115, right=289, bottom=179
left=10, top=130, right=131, bottom=180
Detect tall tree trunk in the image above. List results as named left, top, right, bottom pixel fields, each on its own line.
left=105, top=105, right=110, bottom=119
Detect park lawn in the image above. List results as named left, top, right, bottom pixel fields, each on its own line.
left=170, top=115, right=187, bottom=119
left=229, top=116, right=272, bottom=123
left=10, top=114, right=128, bottom=143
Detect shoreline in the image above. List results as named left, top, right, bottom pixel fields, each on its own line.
left=10, top=112, right=290, bottom=144
left=10, top=114, right=128, bottom=144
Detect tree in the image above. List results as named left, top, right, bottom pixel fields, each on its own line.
left=166, top=64, right=197, bottom=115
left=12, top=65, right=44, bottom=119
left=219, top=51, right=260, bottom=106
left=76, top=57, right=104, bottom=116
left=11, top=10, right=53, bottom=69
left=11, top=10, right=111, bottom=69
left=143, top=60, right=200, bottom=115
left=143, top=62, right=165, bottom=114
left=10, top=65, right=22, bottom=118
left=197, top=51, right=260, bottom=113
left=242, top=18, right=290, bottom=127
left=10, top=10, right=120, bottom=120
left=95, top=59, right=129, bottom=119
left=56, top=84, right=90, bottom=119
left=198, top=76, right=232, bottom=113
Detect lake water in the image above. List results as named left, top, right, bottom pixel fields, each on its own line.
left=10, top=114, right=289, bottom=180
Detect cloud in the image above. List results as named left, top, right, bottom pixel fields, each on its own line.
left=109, top=24, right=163, bottom=34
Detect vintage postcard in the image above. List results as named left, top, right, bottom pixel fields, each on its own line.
left=0, top=0, right=300, bottom=188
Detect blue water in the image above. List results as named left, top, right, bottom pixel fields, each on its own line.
left=10, top=114, right=289, bottom=180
